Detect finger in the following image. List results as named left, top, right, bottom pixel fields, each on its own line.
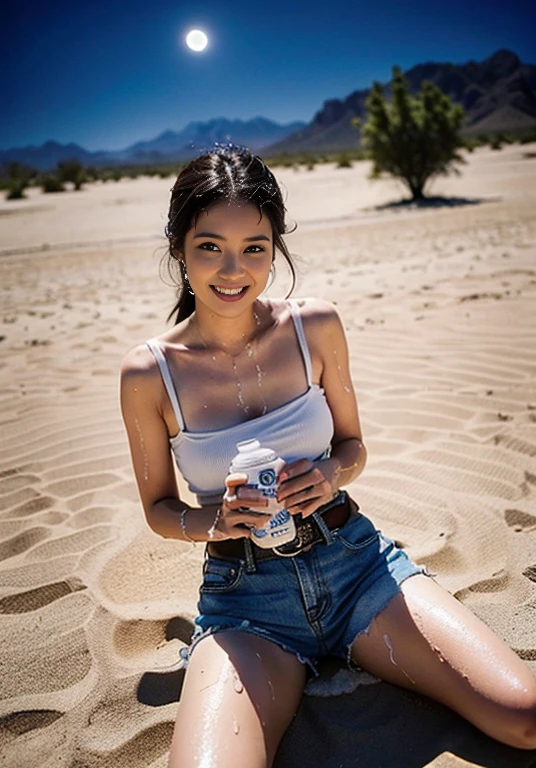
left=278, top=470, right=327, bottom=503
left=281, top=486, right=317, bottom=508
left=290, top=501, right=320, bottom=519
left=225, top=472, right=248, bottom=492
left=227, top=509, right=270, bottom=527
left=285, top=495, right=324, bottom=515
left=278, top=459, right=313, bottom=484
left=236, top=486, right=269, bottom=505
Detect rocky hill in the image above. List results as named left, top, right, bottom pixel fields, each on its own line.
left=266, top=50, right=536, bottom=155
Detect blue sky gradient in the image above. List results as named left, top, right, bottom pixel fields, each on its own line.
left=5, top=0, right=536, bottom=151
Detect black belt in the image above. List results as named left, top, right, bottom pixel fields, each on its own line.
left=206, top=491, right=358, bottom=561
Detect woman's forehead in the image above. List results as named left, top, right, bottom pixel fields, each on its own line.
left=191, top=200, right=272, bottom=234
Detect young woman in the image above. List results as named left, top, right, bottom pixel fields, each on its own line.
left=120, top=147, right=536, bottom=767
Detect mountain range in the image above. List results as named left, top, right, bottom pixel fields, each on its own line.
left=0, top=118, right=306, bottom=172
left=3, top=49, right=535, bottom=171
left=269, top=49, right=536, bottom=155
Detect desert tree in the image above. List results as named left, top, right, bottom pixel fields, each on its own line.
left=356, top=66, right=465, bottom=200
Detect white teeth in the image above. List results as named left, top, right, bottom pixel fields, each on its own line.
left=214, top=286, right=245, bottom=295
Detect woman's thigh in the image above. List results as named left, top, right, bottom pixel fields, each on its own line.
left=350, top=574, right=536, bottom=750
left=168, top=630, right=307, bottom=768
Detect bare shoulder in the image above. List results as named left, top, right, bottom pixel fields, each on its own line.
left=120, top=342, right=160, bottom=391
left=292, top=297, right=343, bottom=335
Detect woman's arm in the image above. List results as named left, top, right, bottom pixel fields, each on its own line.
left=120, top=344, right=270, bottom=541
left=277, top=299, right=367, bottom=516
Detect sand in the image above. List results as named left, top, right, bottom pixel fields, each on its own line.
left=1, top=144, right=536, bottom=767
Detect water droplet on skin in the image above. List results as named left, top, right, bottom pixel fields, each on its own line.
left=433, top=645, right=445, bottom=663
left=233, top=717, right=240, bottom=735
left=268, top=679, right=275, bottom=701
left=232, top=668, right=244, bottom=693
left=383, top=633, right=416, bottom=684
left=134, top=418, right=149, bottom=481
left=333, top=348, right=352, bottom=393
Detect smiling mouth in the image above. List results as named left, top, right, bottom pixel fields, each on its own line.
left=212, top=285, right=248, bottom=295
left=210, top=285, right=249, bottom=301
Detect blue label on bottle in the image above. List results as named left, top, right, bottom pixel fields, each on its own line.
left=269, top=509, right=290, bottom=527
left=258, top=469, right=277, bottom=486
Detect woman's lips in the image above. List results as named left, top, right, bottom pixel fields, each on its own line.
left=210, top=285, right=249, bottom=302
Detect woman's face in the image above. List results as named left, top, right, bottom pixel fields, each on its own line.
left=180, top=200, right=274, bottom=315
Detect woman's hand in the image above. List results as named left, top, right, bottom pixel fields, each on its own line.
left=276, top=458, right=342, bottom=518
left=215, top=472, right=272, bottom=540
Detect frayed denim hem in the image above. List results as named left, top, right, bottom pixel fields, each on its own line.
left=345, top=564, right=431, bottom=671
left=179, top=621, right=319, bottom=677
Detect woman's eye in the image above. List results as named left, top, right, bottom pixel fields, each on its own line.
left=245, top=245, right=265, bottom=253
left=198, top=242, right=220, bottom=252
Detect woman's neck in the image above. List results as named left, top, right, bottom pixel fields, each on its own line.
left=191, top=300, right=267, bottom=356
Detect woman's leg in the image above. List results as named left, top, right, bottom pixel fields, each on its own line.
left=168, top=630, right=307, bottom=768
left=350, top=574, right=536, bottom=750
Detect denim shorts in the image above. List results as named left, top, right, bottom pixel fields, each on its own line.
left=182, top=507, right=427, bottom=675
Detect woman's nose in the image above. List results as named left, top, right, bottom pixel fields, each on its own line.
left=218, top=251, right=246, bottom=279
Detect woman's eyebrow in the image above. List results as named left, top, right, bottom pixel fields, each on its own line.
left=193, top=232, right=271, bottom=242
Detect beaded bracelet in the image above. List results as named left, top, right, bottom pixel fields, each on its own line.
left=207, top=506, right=222, bottom=539
left=180, top=508, right=196, bottom=544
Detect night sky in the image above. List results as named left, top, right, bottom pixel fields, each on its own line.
left=4, top=0, right=535, bottom=151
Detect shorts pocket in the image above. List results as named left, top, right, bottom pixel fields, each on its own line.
left=335, top=513, right=379, bottom=552
left=200, top=557, right=244, bottom=594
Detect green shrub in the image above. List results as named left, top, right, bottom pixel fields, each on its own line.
left=360, top=66, right=465, bottom=200
left=57, top=159, right=86, bottom=190
left=335, top=153, right=352, bottom=168
left=42, top=175, right=65, bottom=193
left=6, top=179, right=28, bottom=199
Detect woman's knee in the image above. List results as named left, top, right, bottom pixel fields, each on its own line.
left=496, top=690, right=536, bottom=750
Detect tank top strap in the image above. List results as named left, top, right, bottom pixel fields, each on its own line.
left=146, top=339, right=186, bottom=432
left=288, top=300, right=313, bottom=387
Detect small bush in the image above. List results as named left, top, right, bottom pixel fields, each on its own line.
left=336, top=153, right=352, bottom=168
left=42, top=175, right=65, bottom=193
left=518, top=131, right=536, bottom=144
left=57, top=159, right=86, bottom=190
left=6, top=179, right=27, bottom=200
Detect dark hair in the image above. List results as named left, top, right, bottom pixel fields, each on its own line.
left=164, top=145, right=297, bottom=324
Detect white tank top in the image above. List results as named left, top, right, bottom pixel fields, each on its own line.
left=146, top=301, right=334, bottom=505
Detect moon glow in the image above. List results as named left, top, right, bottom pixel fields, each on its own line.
left=186, top=30, right=208, bottom=52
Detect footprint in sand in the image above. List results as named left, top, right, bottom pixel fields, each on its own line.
left=0, top=473, right=41, bottom=494
left=113, top=616, right=194, bottom=665
left=7, top=495, right=55, bottom=517
left=0, top=577, right=87, bottom=613
left=504, top=508, right=536, bottom=531
left=0, top=527, right=51, bottom=561
left=113, top=619, right=169, bottom=659
left=75, top=720, right=174, bottom=767
left=466, top=570, right=509, bottom=594
left=0, top=709, right=63, bottom=742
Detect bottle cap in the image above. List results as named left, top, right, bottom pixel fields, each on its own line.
left=230, top=439, right=278, bottom=470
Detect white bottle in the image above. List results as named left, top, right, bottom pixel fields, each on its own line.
left=229, top=439, right=297, bottom=548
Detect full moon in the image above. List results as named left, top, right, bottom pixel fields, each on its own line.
left=185, top=29, right=208, bottom=52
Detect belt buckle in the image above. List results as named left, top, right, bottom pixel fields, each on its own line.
left=273, top=518, right=319, bottom=557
